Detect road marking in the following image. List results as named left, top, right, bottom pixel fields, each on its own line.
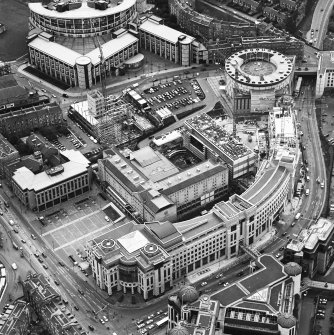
left=42, top=210, right=102, bottom=236
left=53, top=222, right=116, bottom=251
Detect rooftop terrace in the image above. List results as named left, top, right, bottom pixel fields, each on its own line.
left=185, top=113, right=252, bottom=161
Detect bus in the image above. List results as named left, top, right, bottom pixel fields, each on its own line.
left=156, top=316, right=168, bottom=328
left=294, top=77, right=302, bottom=97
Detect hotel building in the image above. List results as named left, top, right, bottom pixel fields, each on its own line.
left=11, top=150, right=91, bottom=212
left=98, top=146, right=229, bottom=221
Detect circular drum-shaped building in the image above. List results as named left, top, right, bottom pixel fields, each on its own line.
left=225, top=48, right=294, bottom=94
left=28, top=0, right=137, bottom=37
left=225, top=48, right=294, bottom=114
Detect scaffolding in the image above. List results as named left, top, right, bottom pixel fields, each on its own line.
left=94, top=97, right=133, bottom=145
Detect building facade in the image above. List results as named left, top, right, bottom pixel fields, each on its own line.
left=316, top=51, right=334, bottom=98
left=138, top=16, right=208, bottom=66
left=11, top=150, right=91, bottom=212
left=98, top=146, right=229, bottom=221
left=87, top=161, right=291, bottom=300
left=28, top=30, right=139, bottom=88
left=0, top=101, right=63, bottom=138
left=183, top=113, right=256, bottom=179
left=0, top=133, right=19, bottom=178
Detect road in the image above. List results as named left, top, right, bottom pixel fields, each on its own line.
left=307, top=0, right=334, bottom=49
left=291, top=81, right=326, bottom=233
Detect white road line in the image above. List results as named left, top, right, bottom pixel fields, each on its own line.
left=42, top=209, right=102, bottom=236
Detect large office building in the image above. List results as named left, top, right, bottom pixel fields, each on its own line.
left=0, top=101, right=64, bottom=138
left=88, top=158, right=291, bottom=299
left=183, top=113, right=256, bottom=179
left=98, top=146, right=229, bottom=221
left=138, top=16, right=208, bottom=66
left=11, top=149, right=91, bottom=212
left=225, top=49, right=295, bottom=116
left=168, top=255, right=301, bottom=335
left=28, top=29, right=139, bottom=88
left=27, top=0, right=139, bottom=88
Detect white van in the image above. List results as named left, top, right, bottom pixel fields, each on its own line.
left=295, top=213, right=301, bottom=220
left=305, top=189, right=310, bottom=196
left=105, top=216, right=110, bottom=222
left=11, top=263, right=17, bottom=270
left=9, top=219, right=14, bottom=226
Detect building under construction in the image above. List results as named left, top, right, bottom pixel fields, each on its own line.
left=68, top=90, right=136, bottom=145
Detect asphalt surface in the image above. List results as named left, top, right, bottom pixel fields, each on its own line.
left=307, top=0, right=334, bottom=49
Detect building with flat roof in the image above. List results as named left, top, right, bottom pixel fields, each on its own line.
left=0, top=101, right=63, bottom=138
left=183, top=113, right=256, bottom=179
left=138, top=16, right=208, bottom=66
left=11, top=149, right=91, bottom=211
left=168, top=255, right=300, bottom=335
left=23, top=273, right=87, bottom=335
left=28, top=30, right=139, bottom=88
left=316, top=51, right=334, bottom=98
left=0, top=133, right=19, bottom=178
left=88, top=159, right=291, bottom=299
left=285, top=217, right=334, bottom=278
left=98, top=146, right=229, bottom=221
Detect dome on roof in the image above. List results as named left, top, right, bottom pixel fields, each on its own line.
left=178, top=285, right=199, bottom=304
left=284, top=262, right=302, bottom=276
left=168, top=323, right=189, bottom=335
left=277, top=313, right=296, bottom=328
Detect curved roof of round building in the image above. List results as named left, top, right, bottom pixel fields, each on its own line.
left=284, top=262, right=302, bottom=276
left=29, top=0, right=136, bottom=19
left=168, top=323, right=189, bottom=335
left=277, top=313, right=296, bottom=328
left=225, top=48, right=293, bottom=88
left=178, top=285, right=199, bottom=304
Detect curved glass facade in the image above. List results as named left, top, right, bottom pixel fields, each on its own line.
left=29, top=5, right=136, bottom=37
